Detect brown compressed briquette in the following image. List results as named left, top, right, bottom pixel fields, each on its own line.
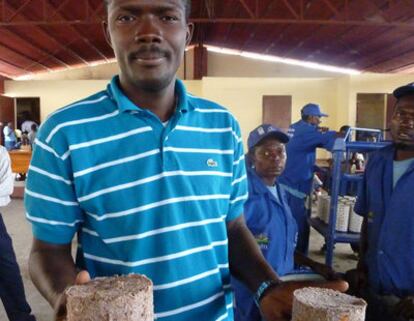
left=292, top=287, right=367, bottom=321
left=66, top=274, right=154, bottom=321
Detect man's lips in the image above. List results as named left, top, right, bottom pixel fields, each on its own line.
left=130, top=48, right=167, bottom=65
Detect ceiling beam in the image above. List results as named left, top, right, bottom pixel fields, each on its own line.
left=4, top=1, right=91, bottom=67
left=318, top=0, right=414, bottom=65
left=191, top=17, right=414, bottom=28
left=0, top=0, right=412, bottom=28
left=6, top=0, right=32, bottom=22
left=240, top=0, right=278, bottom=51
left=387, top=62, right=414, bottom=73
left=0, top=41, right=51, bottom=72
left=321, top=0, right=340, bottom=16
left=362, top=47, right=414, bottom=71
left=0, top=57, right=30, bottom=74
left=1, top=28, right=71, bottom=69
left=1, top=17, right=413, bottom=28
left=204, top=0, right=215, bottom=19
left=281, top=0, right=299, bottom=19
left=239, top=0, right=255, bottom=18
left=48, top=0, right=73, bottom=21
left=45, top=1, right=109, bottom=62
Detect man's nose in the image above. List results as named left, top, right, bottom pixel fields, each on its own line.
left=401, top=118, right=414, bottom=129
left=134, top=16, right=162, bottom=43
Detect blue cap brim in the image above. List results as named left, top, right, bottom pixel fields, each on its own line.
left=252, top=131, right=289, bottom=147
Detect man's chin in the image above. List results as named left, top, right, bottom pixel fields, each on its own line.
left=136, top=77, right=174, bottom=92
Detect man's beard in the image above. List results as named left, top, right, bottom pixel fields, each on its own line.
left=394, top=142, right=414, bottom=151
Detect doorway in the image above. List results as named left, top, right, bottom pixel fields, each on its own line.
left=356, top=93, right=396, bottom=141
left=262, top=95, right=292, bottom=132
left=16, top=97, right=41, bottom=131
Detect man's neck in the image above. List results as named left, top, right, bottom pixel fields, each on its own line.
left=120, top=80, right=177, bottom=122
left=262, top=176, right=277, bottom=186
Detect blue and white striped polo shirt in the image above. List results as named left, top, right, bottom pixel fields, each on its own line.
left=25, top=76, right=248, bottom=321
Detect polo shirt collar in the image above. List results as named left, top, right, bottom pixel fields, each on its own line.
left=107, top=76, right=193, bottom=113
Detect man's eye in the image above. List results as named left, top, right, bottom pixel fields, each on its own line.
left=161, top=15, right=179, bottom=22
left=117, top=15, right=135, bottom=23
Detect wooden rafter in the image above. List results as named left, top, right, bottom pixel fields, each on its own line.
left=5, top=28, right=71, bottom=68
left=0, top=41, right=51, bottom=72
left=239, top=0, right=255, bottom=18
left=281, top=0, right=299, bottom=19
left=0, top=0, right=412, bottom=28
left=45, top=1, right=108, bottom=62
left=321, top=0, right=339, bottom=16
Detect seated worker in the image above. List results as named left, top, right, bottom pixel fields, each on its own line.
left=352, top=83, right=414, bottom=321
left=232, top=124, right=341, bottom=321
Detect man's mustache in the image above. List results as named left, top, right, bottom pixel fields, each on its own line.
left=129, top=46, right=168, bottom=59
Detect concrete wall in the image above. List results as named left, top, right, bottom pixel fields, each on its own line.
left=4, top=54, right=414, bottom=149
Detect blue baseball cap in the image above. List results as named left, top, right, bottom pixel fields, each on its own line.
left=393, top=82, right=414, bottom=99
left=248, top=124, right=289, bottom=149
left=301, top=103, right=328, bottom=117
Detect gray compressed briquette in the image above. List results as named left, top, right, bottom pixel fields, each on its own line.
left=66, top=274, right=154, bottom=321
left=292, top=287, right=367, bottom=321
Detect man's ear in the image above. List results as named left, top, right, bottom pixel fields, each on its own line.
left=186, top=22, right=194, bottom=47
left=102, top=21, right=113, bottom=48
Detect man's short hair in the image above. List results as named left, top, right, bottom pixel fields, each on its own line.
left=104, top=0, right=192, bottom=21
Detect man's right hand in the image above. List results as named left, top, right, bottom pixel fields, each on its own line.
left=54, top=271, right=91, bottom=321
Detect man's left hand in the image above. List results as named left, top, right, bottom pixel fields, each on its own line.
left=259, top=279, right=348, bottom=321
left=394, top=296, right=414, bottom=320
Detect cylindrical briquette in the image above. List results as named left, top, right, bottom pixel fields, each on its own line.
left=292, top=287, right=366, bottom=321
left=66, top=274, right=154, bottom=321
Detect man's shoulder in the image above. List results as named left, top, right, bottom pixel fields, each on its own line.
left=187, top=94, right=239, bottom=125
left=364, top=144, right=394, bottom=173
left=40, top=90, right=110, bottom=131
left=187, top=93, right=229, bottom=112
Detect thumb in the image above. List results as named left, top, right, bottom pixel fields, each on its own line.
left=75, top=270, right=91, bottom=285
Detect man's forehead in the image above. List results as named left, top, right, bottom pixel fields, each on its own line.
left=109, top=0, right=185, bottom=9
left=258, top=140, right=285, bottom=148
left=397, top=95, right=414, bottom=109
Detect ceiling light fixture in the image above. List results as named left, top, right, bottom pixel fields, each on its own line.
left=205, top=45, right=361, bottom=75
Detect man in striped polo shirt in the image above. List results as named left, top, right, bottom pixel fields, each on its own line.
left=26, top=1, right=347, bottom=320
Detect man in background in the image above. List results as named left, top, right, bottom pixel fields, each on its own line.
left=20, top=112, right=38, bottom=136
left=3, top=122, right=19, bottom=151
left=354, top=82, right=414, bottom=321
left=279, top=103, right=337, bottom=254
left=0, top=145, right=36, bottom=321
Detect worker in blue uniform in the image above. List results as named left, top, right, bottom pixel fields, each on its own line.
left=353, top=82, right=414, bottom=321
left=279, top=103, right=337, bottom=254
left=232, top=124, right=341, bottom=321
